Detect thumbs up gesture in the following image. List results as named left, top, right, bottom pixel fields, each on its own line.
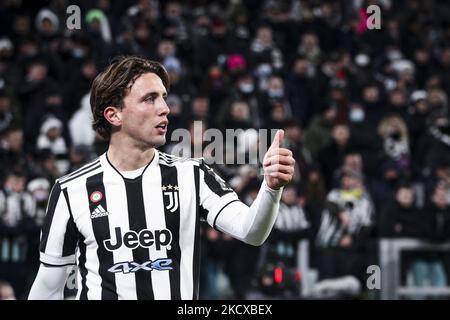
left=263, top=129, right=296, bottom=190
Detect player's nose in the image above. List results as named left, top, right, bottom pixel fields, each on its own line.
left=158, top=98, right=170, bottom=116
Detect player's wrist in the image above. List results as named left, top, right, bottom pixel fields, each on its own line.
left=263, top=179, right=283, bottom=193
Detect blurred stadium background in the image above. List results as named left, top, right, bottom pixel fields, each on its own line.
left=0, top=0, right=450, bottom=300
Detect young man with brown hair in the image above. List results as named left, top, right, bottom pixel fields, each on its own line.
left=29, top=56, right=295, bottom=300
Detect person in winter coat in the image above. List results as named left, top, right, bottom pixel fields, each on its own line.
left=36, top=117, right=69, bottom=175
left=69, top=93, right=96, bottom=148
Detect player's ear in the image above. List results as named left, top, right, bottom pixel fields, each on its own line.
left=104, top=106, right=122, bottom=126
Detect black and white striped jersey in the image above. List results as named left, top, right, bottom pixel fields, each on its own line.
left=274, top=203, right=310, bottom=232
left=39, top=149, right=240, bottom=300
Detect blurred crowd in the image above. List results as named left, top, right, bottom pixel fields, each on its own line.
left=0, top=0, right=450, bottom=300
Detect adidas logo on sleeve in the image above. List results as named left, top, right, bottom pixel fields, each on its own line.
left=91, top=205, right=109, bottom=219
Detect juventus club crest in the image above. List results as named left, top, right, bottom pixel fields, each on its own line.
left=162, top=184, right=180, bottom=213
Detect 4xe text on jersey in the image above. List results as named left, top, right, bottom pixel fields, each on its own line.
left=108, top=259, right=173, bottom=274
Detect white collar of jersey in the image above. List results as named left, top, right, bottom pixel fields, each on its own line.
left=101, top=149, right=159, bottom=180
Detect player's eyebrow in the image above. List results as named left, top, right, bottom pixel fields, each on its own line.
left=140, top=90, right=168, bottom=102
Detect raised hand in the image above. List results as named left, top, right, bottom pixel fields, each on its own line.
left=262, top=129, right=296, bottom=190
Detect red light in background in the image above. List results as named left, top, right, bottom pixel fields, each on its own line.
left=274, top=267, right=283, bottom=284
left=295, top=271, right=301, bottom=283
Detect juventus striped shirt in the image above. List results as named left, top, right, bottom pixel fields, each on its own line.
left=39, top=150, right=242, bottom=300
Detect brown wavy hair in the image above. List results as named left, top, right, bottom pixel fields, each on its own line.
left=90, top=56, right=169, bottom=139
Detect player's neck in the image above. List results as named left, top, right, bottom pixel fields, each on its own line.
left=107, top=139, right=155, bottom=171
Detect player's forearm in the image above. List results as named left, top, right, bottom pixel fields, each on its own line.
left=215, top=180, right=282, bottom=246
left=28, top=264, right=70, bottom=300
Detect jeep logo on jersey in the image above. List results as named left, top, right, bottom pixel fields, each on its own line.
left=162, top=184, right=179, bottom=212
left=104, top=227, right=172, bottom=252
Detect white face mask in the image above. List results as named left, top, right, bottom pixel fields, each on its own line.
left=350, top=109, right=365, bottom=123
left=34, top=190, right=49, bottom=202
left=355, top=53, right=370, bottom=67
left=387, top=50, right=402, bottom=61
left=239, top=83, right=254, bottom=94
left=268, top=89, right=284, bottom=99
left=257, top=64, right=272, bottom=77
left=71, top=48, right=86, bottom=59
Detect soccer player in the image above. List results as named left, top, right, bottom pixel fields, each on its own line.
left=28, top=56, right=295, bottom=300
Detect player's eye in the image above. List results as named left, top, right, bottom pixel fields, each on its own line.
left=145, top=95, right=156, bottom=103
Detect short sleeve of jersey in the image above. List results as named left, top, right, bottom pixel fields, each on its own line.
left=198, top=162, right=240, bottom=228
left=39, top=181, right=78, bottom=266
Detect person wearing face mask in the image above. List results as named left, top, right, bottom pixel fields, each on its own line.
left=267, top=87, right=284, bottom=99
left=347, top=102, right=383, bottom=175
left=259, top=75, right=293, bottom=127
left=349, top=105, right=365, bottom=123
left=217, top=73, right=262, bottom=130
left=238, top=81, right=254, bottom=95
left=68, top=35, right=93, bottom=62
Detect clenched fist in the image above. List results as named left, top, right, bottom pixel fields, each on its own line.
left=263, top=129, right=296, bottom=190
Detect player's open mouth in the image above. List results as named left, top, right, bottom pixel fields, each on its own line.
left=155, top=121, right=168, bottom=133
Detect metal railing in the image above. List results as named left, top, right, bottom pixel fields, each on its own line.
left=379, top=238, right=450, bottom=300
left=296, top=238, right=450, bottom=299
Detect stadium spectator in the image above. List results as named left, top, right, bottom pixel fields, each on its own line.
left=303, top=103, right=338, bottom=158
left=286, top=55, right=316, bottom=126
left=411, top=182, right=450, bottom=289
left=379, top=182, right=424, bottom=238
left=0, top=90, right=17, bottom=135
left=318, top=124, right=352, bottom=188
left=377, top=115, right=411, bottom=174
left=0, top=280, right=15, bottom=300
left=314, top=168, right=374, bottom=298
left=69, top=93, right=96, bottom=148
left=0, top=171, right=37, bottom=299
left=36, top=116, right=69, bottom=175
left=0, top=125, right=26, bottom=183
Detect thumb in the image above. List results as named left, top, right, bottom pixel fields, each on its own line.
left=269, top=129, right=284, bottom=149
